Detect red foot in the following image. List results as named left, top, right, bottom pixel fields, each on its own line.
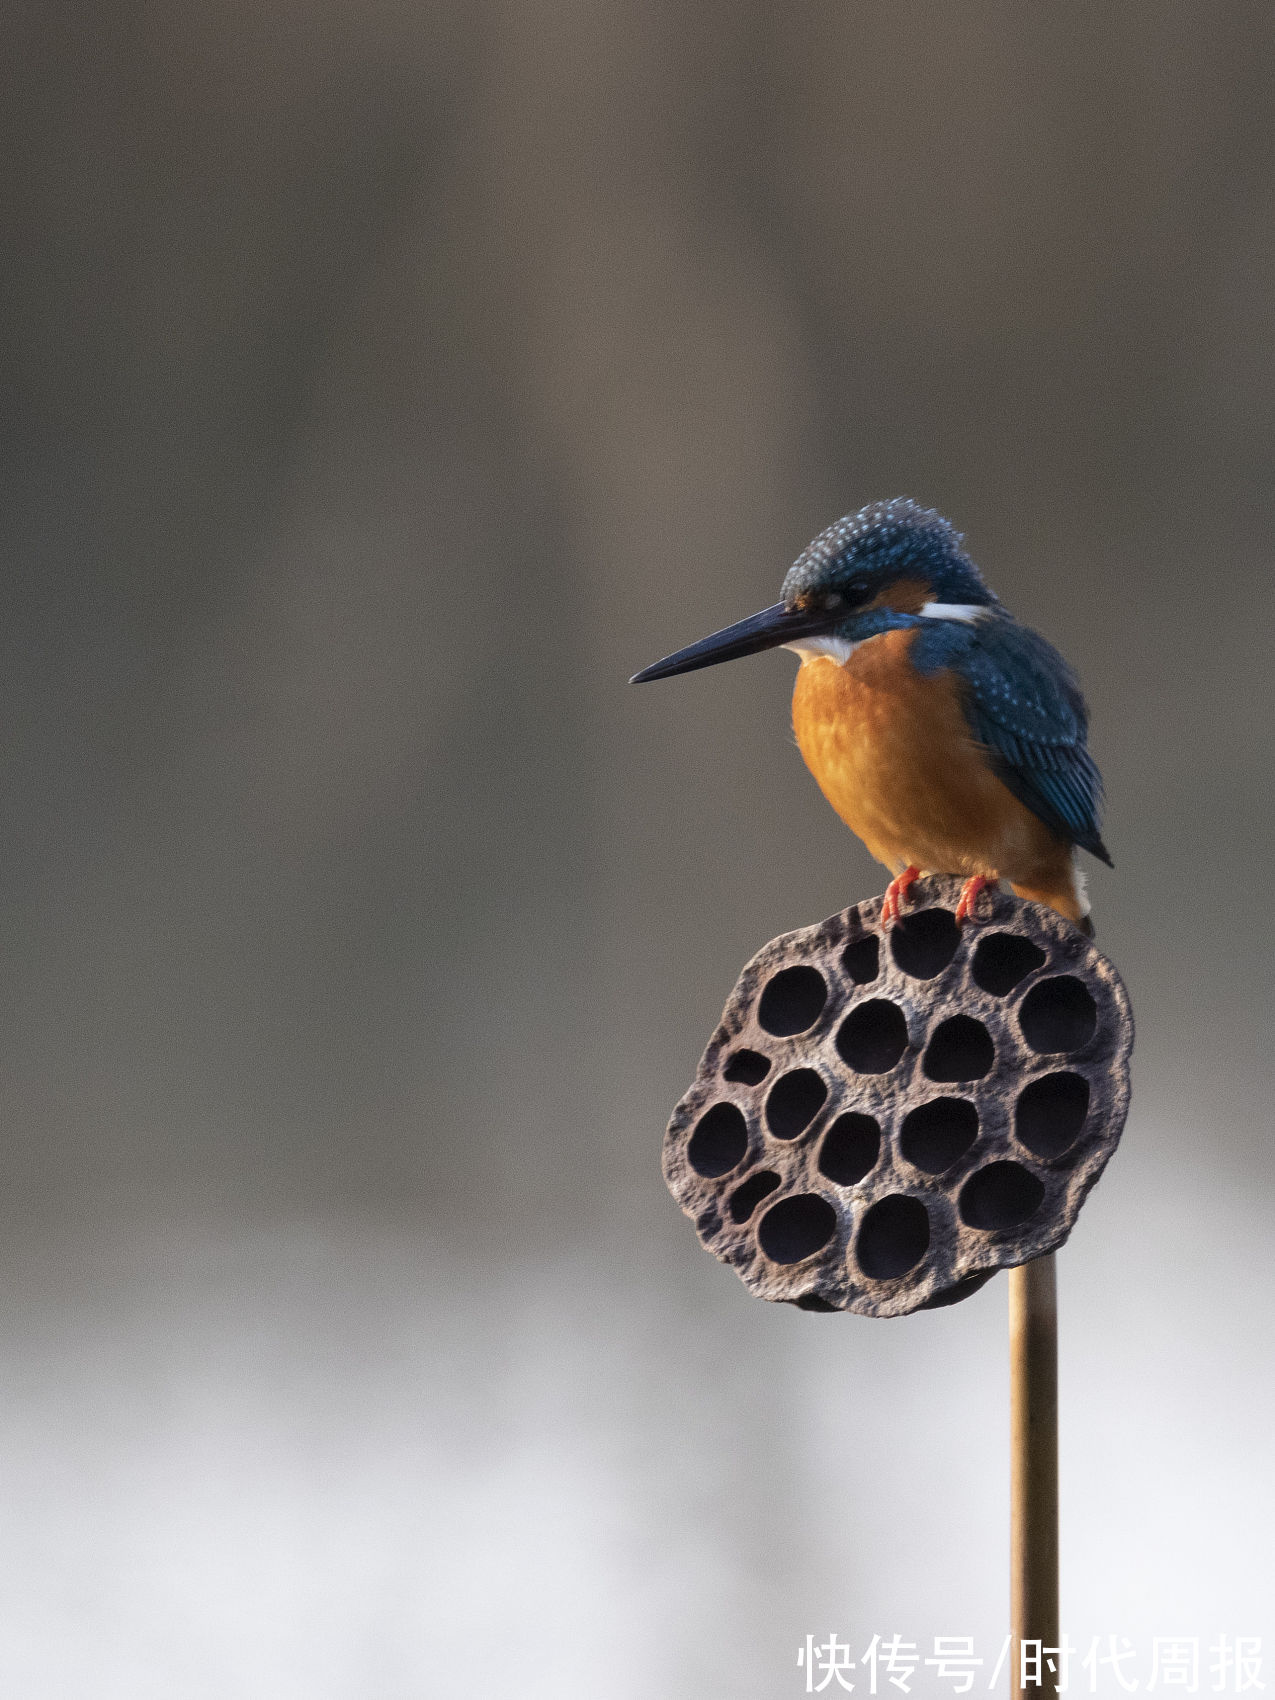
left=955, top=874, right=997, bottom=926
left=882, top=865, right=921, bottom=926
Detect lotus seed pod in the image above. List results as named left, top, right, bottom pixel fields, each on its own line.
left=663, top=876, right=1133, bottom=1318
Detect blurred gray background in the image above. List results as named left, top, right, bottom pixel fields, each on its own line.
left=0, top=1, right=1272, bottom=1694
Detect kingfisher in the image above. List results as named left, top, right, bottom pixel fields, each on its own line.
left=631, top=498, right=1110, bottom=928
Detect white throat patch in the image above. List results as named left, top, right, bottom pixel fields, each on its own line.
left=783, top=634, right=858, bottom=665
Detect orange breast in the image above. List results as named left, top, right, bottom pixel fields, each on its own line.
left=791, top=628, right=1064, bottom=887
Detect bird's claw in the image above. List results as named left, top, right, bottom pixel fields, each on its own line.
left=882, top=865, right=921, bottom=926
left=955, top=874, right=996, bottom=926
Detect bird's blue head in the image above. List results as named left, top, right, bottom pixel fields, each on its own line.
left=631, top=498, right=997, bottom=683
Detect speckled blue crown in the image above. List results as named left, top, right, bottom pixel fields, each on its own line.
left=782, top=497, right=994, bottom=607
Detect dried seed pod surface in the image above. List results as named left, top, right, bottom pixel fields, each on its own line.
left=663, top=877, right=1133, bottom=1318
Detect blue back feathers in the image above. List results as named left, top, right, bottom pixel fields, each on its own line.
left=913, top=614, right=1111, bottom=864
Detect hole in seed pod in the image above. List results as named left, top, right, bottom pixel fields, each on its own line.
left=765, top=1069, right=828, bottom=1140
left=687, top=1103, right=748, bottom=1176
left=890, top=908, right=961, bottom=979
left=959, top=1161, right=1045, bottom=1230
left=1015, top=1072, right=1090, bottom=1159
left=836, top=1000, right=908, bottom=1073
left=1019, top=976, right=1098, bottom=1053
left=900, top=1097, right=980, bottom=1173
left=757, top=966, right=827, bottom=1036
left=856, top=1194, right=931, bottom=1279
left=723, top=1049, right=770, bottom=1085
left=818, top=1113, right=881, bottom=1186
left=757, top=1193, right=838, bottom=1264
left=792, top=1292, right=838, bottom=1312
left=728, top=1168, right=782, bottom=1222
left=842, top=934, right=880, bottom=985
left=972, top=931, right=1047, bottom=996
left=923, top=1015, right=994, bottom=1081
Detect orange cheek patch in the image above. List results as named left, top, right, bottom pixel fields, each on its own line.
left=863, top=577, right=932, bottom=616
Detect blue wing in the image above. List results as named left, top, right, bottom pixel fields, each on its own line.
left=913, top=613, right=1112, bottom=865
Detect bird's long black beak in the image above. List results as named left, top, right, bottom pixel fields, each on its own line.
left=630, top=601, right=837, bottom=683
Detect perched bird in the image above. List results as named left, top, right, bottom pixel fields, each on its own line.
left=631, top=498, right=1109, bottom=928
